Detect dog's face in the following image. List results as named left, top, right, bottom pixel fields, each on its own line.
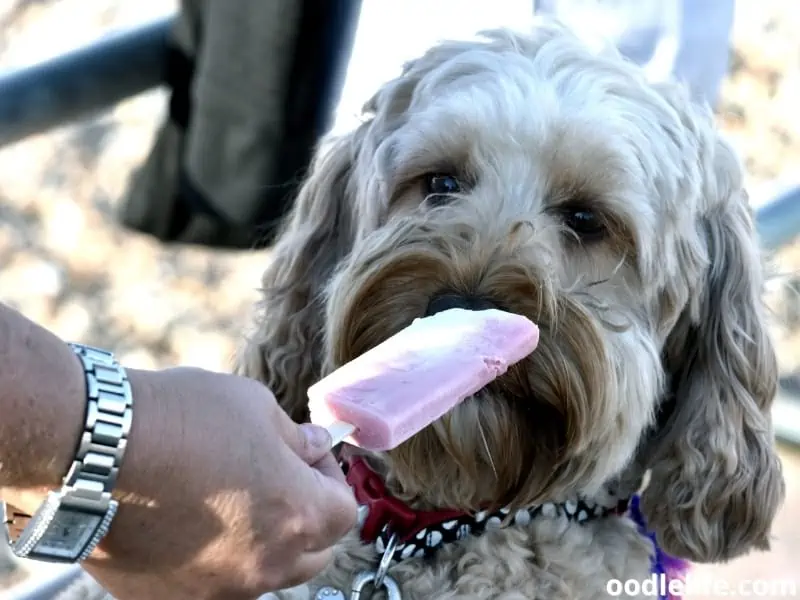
left=241, top=23, right=784, bottom=563
left=324, top=45, right=667, bottom=512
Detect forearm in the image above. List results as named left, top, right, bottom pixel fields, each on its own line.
left=0, top=302, right=86, bottom=494
left=0, top=303, right=171, bottom=518
left=0, top=305, right=167, bottom=521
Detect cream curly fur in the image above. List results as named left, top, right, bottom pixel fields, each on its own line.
left=50, top=19, right=783, bottom=600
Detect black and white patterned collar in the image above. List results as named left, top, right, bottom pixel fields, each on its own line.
left=374, top=496, right=630, bottom=564
left=342, top=453, right=629, bottom=566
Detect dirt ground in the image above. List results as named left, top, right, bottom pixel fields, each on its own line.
left=0, top=0, right=798, bottom=597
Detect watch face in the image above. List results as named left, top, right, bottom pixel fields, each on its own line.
left=29, top=509, right=103, bottom=561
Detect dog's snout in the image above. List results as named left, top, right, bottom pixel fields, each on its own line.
left=425, top=292, right=498, bottom=316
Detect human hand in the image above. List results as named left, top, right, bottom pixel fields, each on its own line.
left=82, top=367, right=357, bottom=600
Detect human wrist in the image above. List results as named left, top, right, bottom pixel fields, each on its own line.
left=0, top=306, right=86, bottom=498
left=105, top=367, right=165, bottom=501
left=3, top=350, right=163, bottom=563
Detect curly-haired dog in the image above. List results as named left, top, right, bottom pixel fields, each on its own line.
left=55, top=19, right=783, bottom=600
left=237, top=21, right=784, bottom=600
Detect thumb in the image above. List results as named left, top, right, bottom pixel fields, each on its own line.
left=285, top=421, right=334, bottom=466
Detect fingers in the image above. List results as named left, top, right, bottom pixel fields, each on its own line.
left=312, top=449, right=348, bottom=485
left=279, top=413, right=334, bottom=466
left=273, top=404, right=357, bottom=553
left=296, top=464, right=358, bottom=553
left=276, top=445, right=356, bottom=554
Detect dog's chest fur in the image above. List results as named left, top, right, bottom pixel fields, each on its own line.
left=57, top=510, right=655, bottom=600
left=271, top=513, right=655, bottom=600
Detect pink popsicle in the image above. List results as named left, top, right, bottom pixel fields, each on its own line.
left=308, top=308, right=539, bottom=450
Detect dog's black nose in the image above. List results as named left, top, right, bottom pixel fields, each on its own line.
left=425, top=292, right=498, bottom=316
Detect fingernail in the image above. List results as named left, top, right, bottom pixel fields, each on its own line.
left=301, top=423, right=331, bottom=449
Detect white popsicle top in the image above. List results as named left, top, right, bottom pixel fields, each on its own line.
left=308, top=308, right=539, bottom=450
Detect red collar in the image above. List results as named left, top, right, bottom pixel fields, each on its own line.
left=345, top=454, right=467, bottom=545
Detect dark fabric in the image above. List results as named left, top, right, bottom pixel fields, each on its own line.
left=251, top=0, right=361, bottom=234
left=118, top=0, right=361, bottom=250
left=164, top=43, right=194, bottom=131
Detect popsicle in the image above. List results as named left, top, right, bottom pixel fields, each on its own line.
left=308, top=307, right=539, bottom=450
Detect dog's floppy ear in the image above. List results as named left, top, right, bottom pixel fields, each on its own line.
left=236, top=131, right=363, bottom=422
left=640, top=130, right=784, bottom=562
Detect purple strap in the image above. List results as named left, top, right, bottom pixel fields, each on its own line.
left=628, top=495, right=691, bottom=600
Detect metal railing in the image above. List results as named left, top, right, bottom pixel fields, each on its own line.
left=756, top=185, right=800, bottom=253
left=0, top=17, right=172, bottom=147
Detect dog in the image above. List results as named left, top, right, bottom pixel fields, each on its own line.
left=237, top=20, right=785, bottom=600
left=54, top=19, right=784, bottom=600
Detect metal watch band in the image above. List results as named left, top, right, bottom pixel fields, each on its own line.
left=6, top=343, right=132, bottom=562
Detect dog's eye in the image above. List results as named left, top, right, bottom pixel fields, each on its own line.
left=563, top=207, right=606, bottom=239
left=425, top=174, right=461, bottom=205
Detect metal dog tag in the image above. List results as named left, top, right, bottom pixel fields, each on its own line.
left=314, top=586, right=346, bottom=600
left=350, top=571, right=401, bottom=600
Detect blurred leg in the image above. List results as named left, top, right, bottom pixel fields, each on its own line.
left=533, top=0, right=735, bottom=107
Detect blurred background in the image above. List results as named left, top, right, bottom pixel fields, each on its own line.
left=0, top=0, right=798, bottom=598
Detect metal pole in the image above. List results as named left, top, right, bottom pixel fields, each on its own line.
left=0, top=16, right=173, bottom=148
left=756, top=184, right=800, bottom=252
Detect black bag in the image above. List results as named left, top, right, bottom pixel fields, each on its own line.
left=119, top=0, right=361, bottom=249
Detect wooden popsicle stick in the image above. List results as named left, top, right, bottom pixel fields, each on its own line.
left=327, top=420, right=357, bottom=446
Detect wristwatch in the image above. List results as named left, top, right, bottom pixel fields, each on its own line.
left=2, top=343, right=133, bottom=563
